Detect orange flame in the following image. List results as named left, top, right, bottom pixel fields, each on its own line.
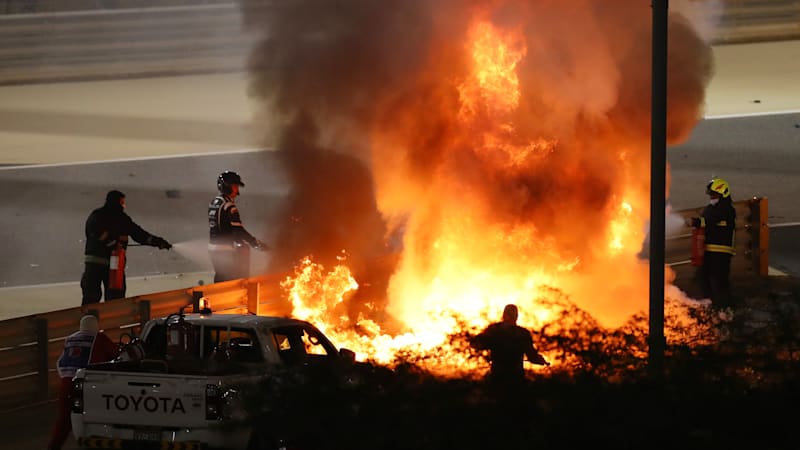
left=273, top=9, right=708, bottom=377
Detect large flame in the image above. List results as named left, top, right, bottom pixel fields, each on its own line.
left=244, top=0, right=714, bottom=377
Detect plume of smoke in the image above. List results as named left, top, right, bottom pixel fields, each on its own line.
left=240, top=0, right=714, bottom=328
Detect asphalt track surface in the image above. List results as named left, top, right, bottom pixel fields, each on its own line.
left=1, top=146, right=797, bottom=449
left=669, top=111, right=800, bottom=278
left=1, top=131, right=798, bottom=448
left=1, top=112, right=798, bottom=288
left=0, top=150, right=286, bottom=287
left=2, top=56, right=800, bottom=450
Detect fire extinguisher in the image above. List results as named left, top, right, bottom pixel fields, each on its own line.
left=108, top=241, right=126, bottom=291
left=166, top=308, right=197, bottom=361
left=691, top=227, right=705, bottom=267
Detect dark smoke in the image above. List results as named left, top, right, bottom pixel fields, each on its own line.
left=240, top=0, right=714, bottom=326
left=241, top=0, right=446, bottom=283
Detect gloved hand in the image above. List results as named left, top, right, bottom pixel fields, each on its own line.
left=253, top=240, right=270, bottom=251
left=153, top=236, right=172, bottom=250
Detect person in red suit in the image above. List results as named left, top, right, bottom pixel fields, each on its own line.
left=47, top=315, right=119, bottom=450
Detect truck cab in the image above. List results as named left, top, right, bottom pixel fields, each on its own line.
left=71, top=313, right=355, bottom=450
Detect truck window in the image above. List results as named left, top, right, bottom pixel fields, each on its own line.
left=143, top=324, right=166, bottom=357
left=202, top=327, right=263, bottom=363
left=272, top=325, right=335, bottom=365
left=300, top=328, right=329, bottom=356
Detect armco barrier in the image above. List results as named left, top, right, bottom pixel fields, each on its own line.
left=0, top=198, right=769, bottom=411
left=0, top=272, right=288, bottom=412
left=667, top=197, right=770, bottom=279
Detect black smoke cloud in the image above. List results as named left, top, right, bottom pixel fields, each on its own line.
left=240, top=0, right=713, bottom=325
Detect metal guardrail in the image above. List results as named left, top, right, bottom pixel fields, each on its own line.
left=665, top=198, right=769, bottom=300
left=0, top=199, right=769, bottom=412
left=0, top=1, right=798, bottom=85
left=667, top=198, right=769, bottom=284
left=0, top=272, right=287, bottom=412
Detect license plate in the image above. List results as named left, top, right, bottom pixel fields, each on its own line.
left=133, top=430, right=160, bottom=441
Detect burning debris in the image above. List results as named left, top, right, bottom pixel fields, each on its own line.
left=240, top=0, right=715, bottom=375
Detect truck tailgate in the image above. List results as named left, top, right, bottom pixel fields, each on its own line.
left=80, top=370, right=209, bottom=428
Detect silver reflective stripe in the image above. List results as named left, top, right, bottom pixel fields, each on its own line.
left=84, top=255, right=110, bottom=265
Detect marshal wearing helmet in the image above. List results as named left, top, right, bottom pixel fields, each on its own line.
left=208, top=171, right=269, bottom=282
left=686, top=177, right=736, bottom=308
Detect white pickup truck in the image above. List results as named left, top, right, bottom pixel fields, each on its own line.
left=70, top=311, right=357, bottom=450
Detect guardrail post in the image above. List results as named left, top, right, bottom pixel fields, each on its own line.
left=247, top=280, right=260, bottom=316
left=138, top=301, right=150, bottom=327
left=192, top=291, right=203, bottom=313
left=749, top=197, right=770, bottom=276
left=35, top=318, right=49, bottom=401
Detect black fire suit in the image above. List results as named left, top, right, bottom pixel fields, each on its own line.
left=81, top=200, right=169, bottom=305
left=208, top=194, right=261, bottom=282
left=690, top=196, right=736, bottom=308
left=472, top=321, right=548, bottom=388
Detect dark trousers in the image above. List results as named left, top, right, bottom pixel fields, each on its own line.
left=210, top=247, right=250, bottom=283
left=700, top=251, right=732, bottom=308
left=80, top=262, right=126, bottom=305
left=47, top=377, right=73, bottom=450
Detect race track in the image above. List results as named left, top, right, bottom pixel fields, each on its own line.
left=0, top=35, right=799, bottom=450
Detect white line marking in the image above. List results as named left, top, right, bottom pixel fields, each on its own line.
left=0, top=271, right=213, bottom=292
left=668, top=260, right=692, bottom=266
left=769, top=267, right=789, bottom=277
left=769, top=222, right=800, bottom=228
left=0, top=148, right=272, bottom=171
left=704, top=109, right=800, bottom=120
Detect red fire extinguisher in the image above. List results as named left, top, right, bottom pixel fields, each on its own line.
left=691, top=227, right=705, bottom=267
left=108, top=242, right=126, bottom=290
left=166, top=309, right=197, bottom=361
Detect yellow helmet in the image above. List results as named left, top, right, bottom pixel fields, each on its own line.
left=706, top=178, right=731, bottom=198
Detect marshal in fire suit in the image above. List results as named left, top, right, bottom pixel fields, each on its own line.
left=81, top=190, right=172, bottom=305
left=48, top=315, right=119, bottom=450
left=208, top=171, right=268, bottom=283
left=472, top=304, right=549, bottom=388
left=687, top=178, right=737, bottom=308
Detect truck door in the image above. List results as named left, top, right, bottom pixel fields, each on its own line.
left=272, top=325, right=337, bottom=366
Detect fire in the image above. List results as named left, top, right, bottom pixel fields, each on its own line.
left=283, top=255, right=358, bottom=330
left=282, top=257, right=520, bottom=376
left=608, top=201, right=634, bottom=255
left=459, top=20, right=524, bottom=119
left=278, top=16, right=635, bottom=376
left=249, top=1, right=714, bottom=377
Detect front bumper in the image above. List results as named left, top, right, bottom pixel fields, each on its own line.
left=77, top=436, right=202, bottom=449
left=73, top=423, right=249, bottom=450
